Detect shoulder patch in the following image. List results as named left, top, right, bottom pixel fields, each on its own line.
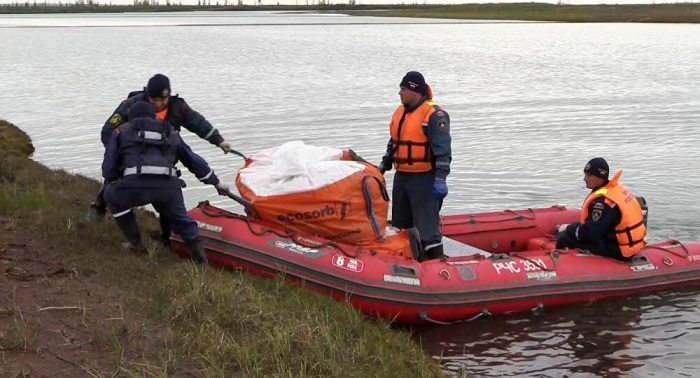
left=591, top=209, right=603, bottom=221
left=593, top=202, right=605, bottom=210
left=436, top=118, right=449, bottom=133
left=109, top=113, right=122, bottom=127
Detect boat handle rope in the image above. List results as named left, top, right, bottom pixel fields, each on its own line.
left=250, top=216, right=363, bottom=258
left=419, top=308, right=492, bottom=325
left=511, top=252, right=559, bottom=272
left=419, top=303, right=546, bottom=326
left=200, top=204, right=363, bottom=258
left=452, top=208, right=538, bottom=225
left=553, top=241, right=690, bottom=266
left=556, top=247, right=632, bottom=266
left=642, top=239, right=690, bottom=259
left=439, top=269, right=451, bottom=280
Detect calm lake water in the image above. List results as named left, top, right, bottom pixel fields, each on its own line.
left=1, top=11, right=699, bottom=377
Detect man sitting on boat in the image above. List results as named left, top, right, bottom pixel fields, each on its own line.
left=555, top=158, right=647, bottom=260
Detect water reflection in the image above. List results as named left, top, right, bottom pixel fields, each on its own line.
left=420, top=289, right=700, bottom=377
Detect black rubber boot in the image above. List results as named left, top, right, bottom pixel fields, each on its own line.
left=424, top=243, right=444, bottom=261
left=159, top=216, right=172, bottom=248
left=86, top=186, right=108, bottom=222
left=114, top=211, right=146, bottom=254
left=186, top=238, right=208, bottom=264
left=407, top=227, right=424, bottom=261
left=86, top=202, right=106, bottom=222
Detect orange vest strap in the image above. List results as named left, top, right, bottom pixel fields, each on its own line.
left=389, top=101, right=436, bottom=173
left=615, top=219, right=646, bottom=246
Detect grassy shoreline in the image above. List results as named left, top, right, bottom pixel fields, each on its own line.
left=347, top=3, right=700, bottom=23
left=2, top=3, right=700, bottom=23
left=0, top=118, right=449, bottom=377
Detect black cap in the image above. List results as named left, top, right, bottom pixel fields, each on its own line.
left=400, top=71, right=426, bottom=95
left=128, top=101, right=156, bottom=120
left=584, top=157, right=609, bottom=180
left=146, top=74, right=171, bottom=99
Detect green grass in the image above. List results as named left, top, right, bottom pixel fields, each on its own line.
left=0, top=288, right=36, bottom=352
left=0, top=119, right=448, bottom=377
left=0, top=120, right=34, bottom=158
left=349, top=3, right=700, bottom=23
left=4, top=2, right=700, bottom=23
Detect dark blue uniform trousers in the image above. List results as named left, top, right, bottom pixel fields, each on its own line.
left=391, top=171, right=442, bottom=248
left=555, top=232, right=623, bottom=260
left=105, top=183, right=200, bottom=245
left=95, top=180, right=173, bottom=243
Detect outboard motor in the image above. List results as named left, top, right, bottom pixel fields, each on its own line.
left=636, top=196, right=648, bottom=227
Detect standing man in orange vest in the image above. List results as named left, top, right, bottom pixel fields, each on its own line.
left=378, top=71, right=452, bottom=261
left=555, top=158, right=647, bottom=260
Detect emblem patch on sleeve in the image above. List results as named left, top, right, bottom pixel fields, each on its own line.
left=592, top=209, right=603, bottom=221
left=437, top=118, right=448, bottom=133
left=109, top=113, right=122, bottom=126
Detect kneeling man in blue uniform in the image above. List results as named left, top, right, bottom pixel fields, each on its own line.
left=102, top=101, right=229, bottom=263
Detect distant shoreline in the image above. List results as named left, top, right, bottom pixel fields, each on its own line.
left=1, top=3, right=700, bottom=23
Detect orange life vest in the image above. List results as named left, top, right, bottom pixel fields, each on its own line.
left=155, top=108, right=168, bottom=121
left=390, top=86, right=438, bottom=173
left=580, top=170, right=647, bottom=257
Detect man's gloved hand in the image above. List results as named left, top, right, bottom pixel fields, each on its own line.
left=215, top=181, right=230, bottom=195
left=218, top=141, right=233, bottom=154
left=377, top=162, right=387, bottom=175
left=556, top=224, right=569, bottom=234
left=433, top=179, right=448, bottom=199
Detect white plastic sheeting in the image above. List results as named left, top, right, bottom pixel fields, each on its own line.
left=238, top=141, right=366, bottom=197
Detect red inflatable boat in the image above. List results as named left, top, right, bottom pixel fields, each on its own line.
left=171, top=202, right=700, bottom=325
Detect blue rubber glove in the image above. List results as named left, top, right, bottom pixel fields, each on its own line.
left=433, top=179, right=448, bottom=199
